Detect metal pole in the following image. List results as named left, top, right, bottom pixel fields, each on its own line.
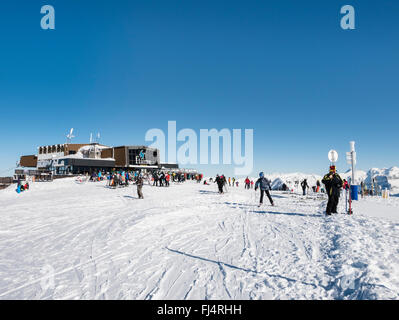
left=351, top=151, right=355, bottom=184
left=349, top=141, right=356, bottom=185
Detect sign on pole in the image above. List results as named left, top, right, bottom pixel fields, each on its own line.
left=347, top=141, right=356, bottom=185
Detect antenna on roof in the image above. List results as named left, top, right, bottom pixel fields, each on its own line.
left=66, top=128, right=75, bottom=144
left=90, top=133, right=93, bottom=144
left=97, top=132, right=100, bottom=143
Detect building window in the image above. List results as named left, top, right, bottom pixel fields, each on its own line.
left=128, top=149, right=141, bottom=165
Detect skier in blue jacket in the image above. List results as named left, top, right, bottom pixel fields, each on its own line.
left=255, top=172, right=274, bottom=207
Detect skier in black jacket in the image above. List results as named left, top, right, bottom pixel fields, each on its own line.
left=301, top=179, right=309, bottom=196
left=322, top=166, right=343, bottom=215
left=215, top=175, right=225, bottom=194
left=255, top=172, right=274, bottom=206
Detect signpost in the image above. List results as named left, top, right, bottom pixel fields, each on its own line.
left=346, top=141, right=356, bottom=184
left=346, top=141, right=358, bottom=201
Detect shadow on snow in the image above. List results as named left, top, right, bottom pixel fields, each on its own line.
left=222, top=202, right=320, bottom=218
left=253, top=210, right=320, bottom=218
left=199, top=190, right=220, bottom=195
left=165, top=247, right=318, bottom=289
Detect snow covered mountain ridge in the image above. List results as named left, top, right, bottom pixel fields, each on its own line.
left=224, top=167, right=399, bottom=195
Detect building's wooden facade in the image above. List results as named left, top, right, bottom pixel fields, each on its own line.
left=19, top=155, right=38, bottom=168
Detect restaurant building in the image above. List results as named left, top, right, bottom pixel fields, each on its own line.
left=19, top=143, right=178, bottom=175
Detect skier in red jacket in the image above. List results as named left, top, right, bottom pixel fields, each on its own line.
left=245, top=177, right=250, bottom=189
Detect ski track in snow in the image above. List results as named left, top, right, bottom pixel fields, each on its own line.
left=0, top=178, right=398, bottom=300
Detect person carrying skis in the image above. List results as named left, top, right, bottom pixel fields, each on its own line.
left=322, top=165, right=343, bottom=215
left=301, top=179, right=309, bottom=196
left=255, top=172, right=274, bottom=207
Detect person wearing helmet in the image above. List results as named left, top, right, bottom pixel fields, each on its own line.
left=322, top=165, right=343, bottom=215
left=255, top=172, right=274, bottom=206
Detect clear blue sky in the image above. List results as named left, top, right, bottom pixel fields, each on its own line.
left=0, top=0, right=398, bottom=177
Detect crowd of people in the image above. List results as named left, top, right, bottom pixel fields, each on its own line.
left=80, top=170, right=204, bottom=200
left=16, top=178, right=29, bottom=194
left=213, top=175, right=251, bottom=193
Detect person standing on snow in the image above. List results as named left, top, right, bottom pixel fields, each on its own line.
left=322, top=165, right=343, bottom=215
left=215, top=175, right=225, bottom=194
left=153, top=172, right=158, bottom=186
left=159, top=172, right=165, bottom=187
left=245, top=177, right=250, bottom=189
left=136, top=175, right=144, bottom=199
left=255, top=172, right=274, bottom=207
left=301, top=179, right=309, bottom=195
left=125, top=172, right=130, bottom=186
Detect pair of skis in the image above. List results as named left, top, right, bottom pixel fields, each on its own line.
left=345, top=184, right=353, bottom=215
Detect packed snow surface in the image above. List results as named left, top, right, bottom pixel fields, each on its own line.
left=0, top=178, right=398, bottom=300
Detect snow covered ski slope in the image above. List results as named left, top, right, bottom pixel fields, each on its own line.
left=0, top=178, right=398, bottom=300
